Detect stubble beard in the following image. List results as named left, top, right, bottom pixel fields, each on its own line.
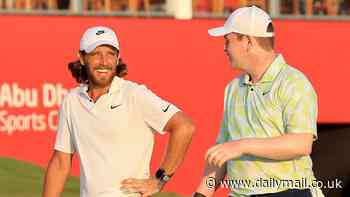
left=86, top=65, right=116, bottom=88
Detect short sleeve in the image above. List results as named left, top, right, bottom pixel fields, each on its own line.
left=216, top=83, right=232, bottom=144
left=216, top=117, right=230, bottom=144
left=282, top=79, right=318, bottom=138
left=54, top=96, right=75, bottom=154
left=134, top=85, right=180, bottom=134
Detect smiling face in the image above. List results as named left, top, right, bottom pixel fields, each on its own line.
left=79, top=45, right=119, bottom=88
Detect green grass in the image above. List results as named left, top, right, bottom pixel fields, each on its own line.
left=0, top=157, right=184, bottom=197
left=0, top=157, right=79, bottom=197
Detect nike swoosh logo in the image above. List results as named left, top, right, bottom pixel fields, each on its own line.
left=110, top=104, right=122, bottom=109
left=162, top=104, right=170, bottom=112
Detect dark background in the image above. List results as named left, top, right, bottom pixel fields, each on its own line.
left=312, top=124, right=350, bottom=197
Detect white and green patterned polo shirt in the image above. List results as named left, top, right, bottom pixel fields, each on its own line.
left=217, top=54, right=323, bottom=196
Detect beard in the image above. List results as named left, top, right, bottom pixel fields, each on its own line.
left=86, top=65, right=117, bottom=88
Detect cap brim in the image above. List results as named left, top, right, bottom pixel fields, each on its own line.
left=208, top=27, right=231, bottom=37
left=85, top=40, right=119, bottom=53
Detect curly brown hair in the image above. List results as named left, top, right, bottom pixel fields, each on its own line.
left=68, top=58, right=128, bottom=84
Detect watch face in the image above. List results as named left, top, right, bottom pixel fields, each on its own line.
left=162, top=175, right=171, bottom=182
left=156, top=168, right=172, bottom=182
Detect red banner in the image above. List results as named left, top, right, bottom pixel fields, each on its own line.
left=0, top=16, right=349, bottom=196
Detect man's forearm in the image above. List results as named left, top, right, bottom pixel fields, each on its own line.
left=241, top=133, right=314, bottom=160
left=42, top=156, right=71, bottom=197
left=160, top=121, right=195, bottom=174
left=195, top=163, right=226, bottom=197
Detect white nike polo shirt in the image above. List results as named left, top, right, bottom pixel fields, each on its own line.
left=54, top=76, right=180, bottom=197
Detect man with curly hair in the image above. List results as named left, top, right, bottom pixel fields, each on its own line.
left=43, top=26, right=195, bottom=197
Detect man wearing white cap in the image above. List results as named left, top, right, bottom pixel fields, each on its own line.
left=194, top=6, right=324, bottom=197
left=42, top=26, right=195, bottom=197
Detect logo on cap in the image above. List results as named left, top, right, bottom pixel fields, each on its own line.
left=96, top=30, right=105, bottom=35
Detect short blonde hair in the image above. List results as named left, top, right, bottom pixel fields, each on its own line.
left=236, top=22, right=274, bottom=51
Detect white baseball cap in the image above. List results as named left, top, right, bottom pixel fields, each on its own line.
left=208, top=6, right=274, bottom=37
left=80, top=26, right=120, bottom=53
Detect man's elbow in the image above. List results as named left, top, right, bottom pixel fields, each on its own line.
left=295, top=142, right=313, bottom=157
left=48, top=151, right=72, bottom=174
left=180, top=119, right=196, bottom=136
left=167, top=112, right=196, bottom=136
left=291, top=133, right=314, bottom=157
left=49, top=160, right=70, bottom=175
left=301, top=145, right=312, bottom=156
left=175, top=115, right=196, bottom=137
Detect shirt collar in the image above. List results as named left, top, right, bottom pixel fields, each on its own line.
left=78, top=83, right=88, bottom=95
left=243, top=54, right=286, bottom=85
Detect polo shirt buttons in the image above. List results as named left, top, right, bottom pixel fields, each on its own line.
left=250, top=88, right=254, bottom=91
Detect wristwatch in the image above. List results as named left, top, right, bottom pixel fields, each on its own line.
left=155, top=168, right=173, bottom=183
